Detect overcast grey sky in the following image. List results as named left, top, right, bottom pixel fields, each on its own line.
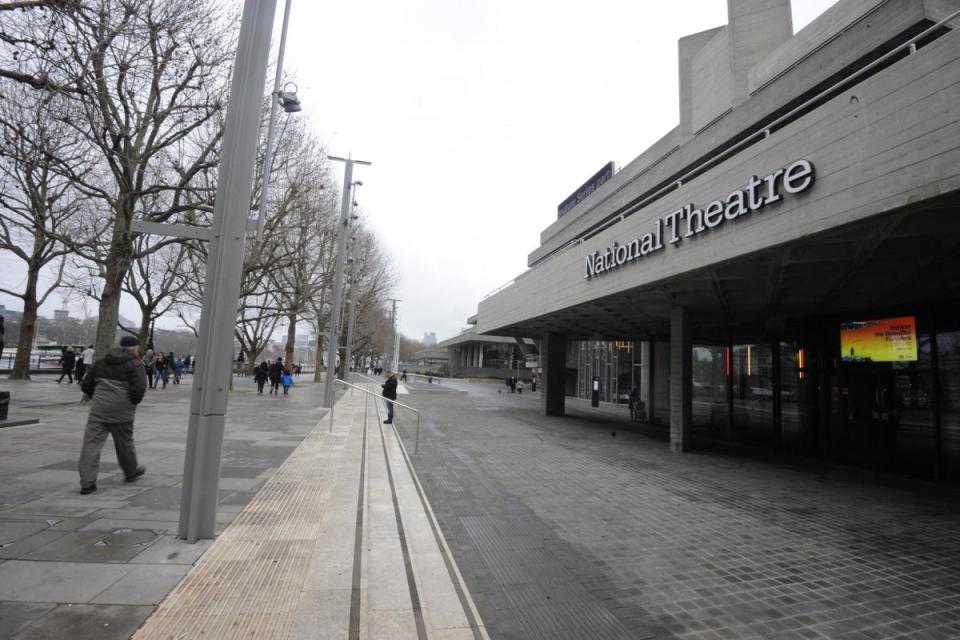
left=0, top=0, right=838, bottom=343
left=281, top=0, right=838, bottom=342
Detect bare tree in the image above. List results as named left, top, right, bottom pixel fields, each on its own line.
left=18, top=0, right=236, bottom=354
left=0, top=84, right=88, bottom=378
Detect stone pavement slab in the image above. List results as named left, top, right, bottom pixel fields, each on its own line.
left=390, top=378, right=960, bottom=640
left=134, top=379, right=488, bottom=640
left=0, top=373, right=335, bottom=638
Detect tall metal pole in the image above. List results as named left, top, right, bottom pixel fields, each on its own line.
left=393, top=304, right=401, bottom=372
left=178, top=0, right=278, bottom=543
left=255, top=0, right=293, bottom=241
left=385, top=298, right=400, bottom=372
left=324, top=156, right=370, bottom=408
left=343, top=255, right=360, bottom=376
left=343, top=184, right=361, bottom=377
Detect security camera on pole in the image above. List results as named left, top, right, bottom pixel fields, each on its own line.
left=324, top=156, right=370, bottom=408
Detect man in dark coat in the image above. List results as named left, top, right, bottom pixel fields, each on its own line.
left=268, top=357, right=283, bottom=395
left=77, top=335, right=147, bottom=494
left=381, top=371, right=398, bottom=424
left=57, top=346, right=76, bottom=383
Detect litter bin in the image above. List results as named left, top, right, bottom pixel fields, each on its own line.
left=0, top=391, right=9, bottom=421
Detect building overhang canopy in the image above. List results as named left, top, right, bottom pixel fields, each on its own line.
left=477, top=193, right=960, bottom=343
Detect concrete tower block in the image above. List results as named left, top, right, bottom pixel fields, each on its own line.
left=679, top=26, right=727, bottom=137
left=727, top=0, right=793, bottom=102
left=678, top=0, right=793, bottom=135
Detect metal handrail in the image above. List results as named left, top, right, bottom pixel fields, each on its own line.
left=331, top=377, right=423, bottom=454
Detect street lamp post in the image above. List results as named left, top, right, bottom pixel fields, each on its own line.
left=324, top=156, right=370, bottom=408
left=177, top=0, right=278, bottom=543
left=342, top=182, right=362, bottom=377
left=254, top=0, right=299, bottom=242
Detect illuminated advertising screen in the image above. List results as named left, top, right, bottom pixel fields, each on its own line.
left=840, top=316, right=917, bottom=363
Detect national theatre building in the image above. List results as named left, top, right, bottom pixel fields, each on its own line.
left=472, top=0, right=960, bottom=478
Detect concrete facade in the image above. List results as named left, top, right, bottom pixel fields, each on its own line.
left=472, top=0, right=960, bottom=478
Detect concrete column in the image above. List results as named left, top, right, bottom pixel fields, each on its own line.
left=478, top=344, right=484, bottom=368
left=640, top=341, right=652, bottom=411
left=670, top=306, right=693, bottom=452
left=541, top=332, right=566, bottom=416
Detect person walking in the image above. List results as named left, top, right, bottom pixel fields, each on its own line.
left=77, top=335, right=147, bottom=495
left=78, top=344, right=95, bottom=383
left=143, top=349, right=156, bottom=389
left=154, top=352, right=169, bottom=389
left=172, top=357, right=184, bottom=384
left=382, top=371, right=398, bottom=424
left=516, top=379, right=524, bottom=394
left=281, top=368, right=294, bottom=396
left=268, top=357, right=283, bottom=395
left=254, top=361, right=268, bottom=395
left=57, top=346, right=76, bottom=383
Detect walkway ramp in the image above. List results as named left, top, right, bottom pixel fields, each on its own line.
left=134, top=383, right=487, bottom=639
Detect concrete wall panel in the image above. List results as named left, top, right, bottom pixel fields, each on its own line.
left=478, top=29, right=960, bottom=335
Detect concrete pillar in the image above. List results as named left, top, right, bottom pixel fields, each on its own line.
left=478, top=344, right=484, bottom=368
left=670, top=306, right=693, bottom=452
left=541, top=332, right=566, bottom=416
left=640, top=341, right=652, bottom=412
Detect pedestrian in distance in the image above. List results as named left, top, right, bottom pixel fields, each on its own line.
left=74, top=350, right=84, bottom=381
left=401, top=369, right=408, bottom=382
left=172, top=357, right=184, bottom=384
left=268, top=358, right=283, bottom=395
left=517, top=379, right=524, bottom=394
left=531, top=374, right=537, bottom=393
left=281, top=368, right=294, bottom=396
left=382, top=370, right=398, bottom=424
left=77, top=335, right=147, bottom=495
left=57, top=345, right=76, bottom=383
left=254, top=361, right=268, bottom=395
left=154, top=352, right=169, bottom=389
left=78, top=344, right=95, bottom=383
left=142, top=349, right=156, bottom=389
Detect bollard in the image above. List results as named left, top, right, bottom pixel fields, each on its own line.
left=0, top=391, right=9, bottom=421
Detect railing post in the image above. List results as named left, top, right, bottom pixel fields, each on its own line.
left=415, top=412, right=421, bottom=455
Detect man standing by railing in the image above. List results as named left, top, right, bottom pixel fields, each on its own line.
left=382, top=371, right=398, bottom=424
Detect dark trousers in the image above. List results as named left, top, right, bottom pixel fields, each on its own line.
left=57, top=365, right=73, bottom=383
left=386, top=400, right=394, bottom=423
left=78, top=420, right=139, bottom=488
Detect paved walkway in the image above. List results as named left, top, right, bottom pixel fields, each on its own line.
left=4, top=374, right=960, bottom=639
left=0, top=374, right=487, bottom=639
left=134, top=380, right=485, bottom=639
left=0, top=373, right=331, bottom=638
left=391, top=379, right=960, bottom=640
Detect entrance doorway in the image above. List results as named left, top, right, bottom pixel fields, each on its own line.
left=838, top=369, right=899, bottom=469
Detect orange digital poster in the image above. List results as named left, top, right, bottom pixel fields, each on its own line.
left=840, top=316, right=917, bottom=363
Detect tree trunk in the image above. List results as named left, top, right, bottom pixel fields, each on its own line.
left=95, top=215, right=133, bottom=354
left=138, top=308, right=151, bottom=347
left=284, top=311, right=296, bottom=368
left=9, top=269, right=40, bottom=380
left=244, top=346, right=258, bottom=376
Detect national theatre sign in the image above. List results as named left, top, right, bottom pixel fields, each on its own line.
left=584, top=159, right=815, bottom=280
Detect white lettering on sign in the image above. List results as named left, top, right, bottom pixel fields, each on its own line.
left=584, top=160, right=815, bottom=280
